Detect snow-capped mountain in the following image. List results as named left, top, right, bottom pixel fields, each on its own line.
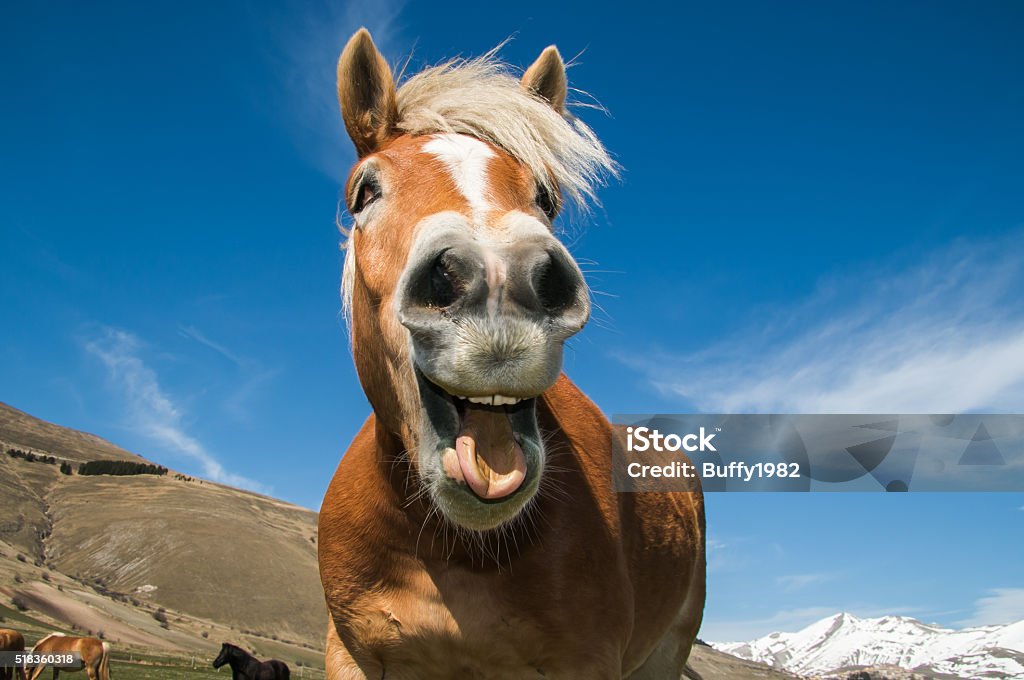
left=712, top=612, right=1024, bottom=678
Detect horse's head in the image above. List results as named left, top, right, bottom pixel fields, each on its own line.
left=336, top=30, right=614, bottom=532
left=212, top=643, right=233, bottom=668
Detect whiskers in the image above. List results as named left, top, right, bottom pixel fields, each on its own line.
left=576, top=258, right=621, bottom=335
left=403, top=428, right=578, bottom=572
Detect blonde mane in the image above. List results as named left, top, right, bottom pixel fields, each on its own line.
left=340, top=49, right=618, bottom=326
left=31, top=632, right=65, bottom=651
left=394, top=51, right=618, bottom=208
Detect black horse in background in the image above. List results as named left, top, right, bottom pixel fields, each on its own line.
left=213, top=643, right=289, bottom=680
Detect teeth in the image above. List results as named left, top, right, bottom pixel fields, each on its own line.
left=464, top=395, right=523, bottom=406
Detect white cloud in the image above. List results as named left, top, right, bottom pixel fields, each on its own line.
left=85, top=327, right=270, bottom=494
left=627, top=233, right=1024, bottom=413
left=957, top=588, right=1024, bottom=627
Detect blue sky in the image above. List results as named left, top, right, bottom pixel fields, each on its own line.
left=2, top=1, right=1023, bottom=641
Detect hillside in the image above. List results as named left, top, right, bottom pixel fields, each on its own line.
left=689, top=643, right=805, bottom=679
left=0, top=403, right=326, bottom=667
left=0, top=402, right=144, bottom=463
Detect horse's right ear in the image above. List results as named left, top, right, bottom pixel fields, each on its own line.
left=337, top=28, right=398, bottom=157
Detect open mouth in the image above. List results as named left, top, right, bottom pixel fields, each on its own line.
left=445, top=397, right=529, bottom=499
left=415, top=367, right=543, bottom=508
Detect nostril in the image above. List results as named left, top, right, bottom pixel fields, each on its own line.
left=404, top=249, right=471, bottom=313
left=534, top=250, right=583, bottom=315
left=428, top=254, right=460, bottom=308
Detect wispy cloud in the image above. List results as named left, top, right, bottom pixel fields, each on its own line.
left=776, top=572, right=839, bottom=592
left=179, top=325, right=244, bottom=366
left=84, top=327, right=270, bottom=493
left=265, top=0, right=406, bottom=180
left=178, top=324, right=280, bottom=422
left=626, top=233, right=1024, bottom=413
left=705, top=537, right=734, bottom=572
left=957, top=587, right=1024, bottom=627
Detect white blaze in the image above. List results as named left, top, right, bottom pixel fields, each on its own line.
left=423, top=133, right=495, bottom=220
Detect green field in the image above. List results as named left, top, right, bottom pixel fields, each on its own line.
left=22, top=655, right=324, bottom=680
left=105, top=656, right=324, bottom=680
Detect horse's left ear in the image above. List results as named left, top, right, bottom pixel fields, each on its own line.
left=521, top=46, right=567, bottom=114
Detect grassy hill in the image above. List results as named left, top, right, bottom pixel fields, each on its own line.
left=0, top=402, right=325, bottom=669
left=0, top=401, right=796, bottom=679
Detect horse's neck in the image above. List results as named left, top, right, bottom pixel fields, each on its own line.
left=33, top=634, right=64, bottom=652
left=228, top=652, right=251, bottom=671
left=544, top=373, right=610, bottom=447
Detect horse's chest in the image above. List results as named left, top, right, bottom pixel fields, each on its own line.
left=346, top=570, right=620, bottom=679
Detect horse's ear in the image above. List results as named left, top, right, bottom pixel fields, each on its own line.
left=521, top=46, right=567, bottom=114
left=337, top=28, right=398, bottom=157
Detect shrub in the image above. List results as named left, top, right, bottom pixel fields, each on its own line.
left=6, top=449, right=57, bottom=464
left=78, top=460, right=168, bottom=476
left=11, top=595, right=29, bottom=612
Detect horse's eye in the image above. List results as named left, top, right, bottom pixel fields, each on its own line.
left=536, top=183, right=560, bottom=220
left=351, top=176, right=382, bottom=214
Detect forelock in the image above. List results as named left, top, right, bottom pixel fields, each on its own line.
left=393, top=50, right=619, bottom=210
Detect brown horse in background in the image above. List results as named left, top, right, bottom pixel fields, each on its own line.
left=0, top=629, right=28, bottom=680
left=28, top=634, right=109, bottom=680
left=318, top=28, right=706, bottom=679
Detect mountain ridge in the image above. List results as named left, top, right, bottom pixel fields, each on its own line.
left=713, top=611, right=1024, bottom=679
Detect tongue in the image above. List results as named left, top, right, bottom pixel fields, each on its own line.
left=454, top=406, right=527, bottom=499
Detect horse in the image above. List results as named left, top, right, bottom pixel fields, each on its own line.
left=318, top=29, right=706, bottom=679
left=212, top=643, right=289, bottom=680
left=0, top=629, right=28, bottom=680
left=27, top=634, right=109, bottom=680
